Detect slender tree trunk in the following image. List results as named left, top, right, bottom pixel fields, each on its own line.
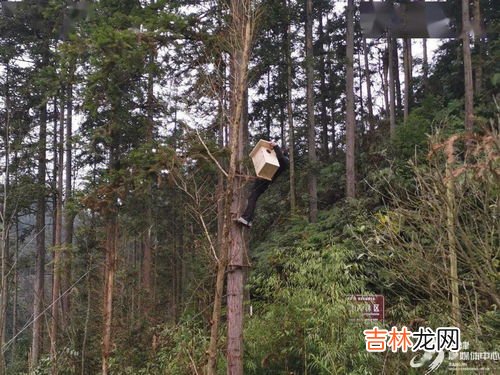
left=318, top=7, right=328, bottom=159
left=285, top=0, right=296, bottom=212
left=102, top=215, right=118, bottom=375
left=381, top=48, right=389, bottom=119
left=393, top=40, right=402, bottom=115
left=388, top=37, right=397, bottom=138
left=32, top=99, right=48, bottom=370
left=62, top=83, right=74, bottom=324
left=403, top=38, right=411, bottom=123
left=11, top=217, right=19, bottom=364
left=422, top=38, right=429, bottom=90
left=0, top=64, right=11, bottom=374
left=142, top=50, right=156, bottom=315
left=305, top=0, right=318, bottom=222
left=472, top=0, right=482, bottom=95
left=346, top=0, right=356, bottom=198
left=462, top=0, right=474, bottom=131
left=446, top=163, right=461, bottom=330
left=50, top=97, right=65, bottom=374
left=225, top=2, right=253, bottom=373
left=363, top=39, right=374, bottom=132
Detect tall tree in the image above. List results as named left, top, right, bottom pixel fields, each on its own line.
left=285, top=0, right=296, bottom=212
left=462, top=0, right=474, bottom=131
left=50, top=95, right=65, bottom=372
left=363, top=38, right=374, bottom=132
left=388, top=38, right=397, bottom=138
left=305, top=0, right=318, bottom=221
left=225, top=0, right=253, bottom=371
left=472, top=0, right=482, bottom=94
left=345, top=0, right=356, bottom=198
left=403, top=38, right=412, bottom=123
left=318, top=6, right=329, bottom=159
left=32, top=69, right=48, bottom=370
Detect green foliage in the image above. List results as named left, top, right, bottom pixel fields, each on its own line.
left=127, top=319, right=210, bottom=375
left=245, top=206, right=377, bottom=374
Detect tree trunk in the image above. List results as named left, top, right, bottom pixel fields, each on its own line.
left=318, top=7, right=329, bottom=159
left=102, top=215, right=118, bottom=375
left=285, top=0, right=296, bottom=212
left=32, top=99, right=48, bottom=370
left=305, top=0, right=318, bottom=222
left=472, top=0, right=482, bottom=95
left=388, top=37, right=397, bottom=138
left=0, top=64, right=11, bottom=374
left=11, top=217, right=19, bottom=364
left=50, top=97, right=65, bottom=373
left=422, top=38, right=429, bottom=90
left=381, top=48, right=389, bottom=119
left=403, top=38, right=409, bottom=123
left=446, top=162, right=461, bottom=329
left=363, top=39, right=374, bottom=132
left=462, top=0, right=474, bottom=131
left=393, top=40, right=402, bottom=115
left=346, top=0, right=356, bottom=198
left=62, top=83, right=74, bottom=324
left=225, top=2, right=252, bottom=373
left=142, top=50, right=156, bottom=315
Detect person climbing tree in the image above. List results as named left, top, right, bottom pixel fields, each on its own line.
left=237, top=139, right=289, bottom=227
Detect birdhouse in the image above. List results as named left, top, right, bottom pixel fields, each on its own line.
left=249, top=140, right=280, bottom=181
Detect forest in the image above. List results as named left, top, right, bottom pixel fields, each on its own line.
left=0, top=0, right=498, bottom=374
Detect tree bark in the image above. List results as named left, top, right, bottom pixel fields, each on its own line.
left=388, top=37, right=397, bottom=138
left=318, top=7, right=329, bottom=159
left=305, top=0, right=318, bottom=222
left=50, top=97, right=65, bottom=373
left=381, top=48, right=389, bottom=119
left=226, top=2, right=252, bottom=373
left=363, top=39, right=374, bottom=132
left=0, top=63, right=11, bottom=374
left=422, top=38, right=429, bottom=90
left=102, top=215, right=118, bottom=375
left=62, top=83, right=74, bottom=323
left=285, top=0, right=296, bottom=212
left=462, top=0, right=474, bottom=131
left=32, top=97, right=48, bottom=370
left=403, top=38, right=413, bottom=123
left=472, top=0, right=482, bottom=95
left=393, top=40, right=402, bottom=115
left=346, top=0, right=356, bottom=199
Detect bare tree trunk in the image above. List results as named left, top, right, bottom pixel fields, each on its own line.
left=102, top=216, right=118, bottom=375
left=393, top=40, right=402, bottom=115
left=345, top=0, right=356, bottom=198
left=318, top=7, right=329, bottom=159
left=11, top=217, right=19, bottom=364
left=363, top=39, right=374, bottom=132
left=305, top=0, right=318, bottom=222
left=472, top=0, right=482, bottom=95
left=62, top=84, right=74, bottom=324
left=462, top=0, right=474, bottom=131
left=422, top=38, right=429, bottom=90
left=142, top=50, right=156, bottom=315
left=50, top=97, right=65, bottom=374
left=388, top=37, right=397, bottom=138
left=403, top=38, right=411, bottom=123
left=32, top=99, right=48, bottom=370
left=446, top=162, right=461, bottom=330
left=381, top=48, right=389, bottom=119
left=0, top=63, right=11, bottom=374
left=285, top=0, right=296, bottom=212
left=225, top=2, right=253, bottom=373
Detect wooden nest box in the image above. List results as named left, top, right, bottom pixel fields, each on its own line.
left=249, top=140, right=280, bottom=181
